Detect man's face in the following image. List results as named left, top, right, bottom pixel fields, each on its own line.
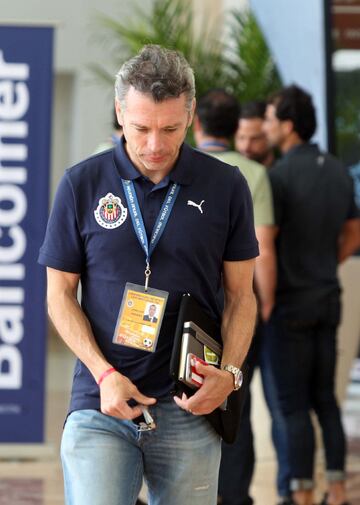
left=263, top=104, right=286, bottom=149
left=235, top=117, right=270, bottom=163
left=149, top=305, right=156, bottom=318
left=116, top=87, right=194, bottom=179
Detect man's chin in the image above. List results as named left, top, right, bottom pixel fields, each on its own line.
left=142, top=158, right=172, bottom=172
left=143, top=163, right=167, bottom=173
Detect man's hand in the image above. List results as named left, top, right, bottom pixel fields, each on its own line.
left=173, top=362, right=234, bottom=415
left=99, top=371, right=156, bottom=419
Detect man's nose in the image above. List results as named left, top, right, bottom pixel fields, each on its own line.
left=147, top=132, right=163, bottom=152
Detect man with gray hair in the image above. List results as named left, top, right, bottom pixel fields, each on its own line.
left=39, top=45, right=258, bottom=505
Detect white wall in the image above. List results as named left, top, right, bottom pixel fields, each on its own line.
left=249, top=0, right=328, bottom=150
left=1, top=0, right=151, bottom=194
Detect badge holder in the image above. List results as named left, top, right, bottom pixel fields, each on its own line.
left=113, top=282, right=168, bottom=353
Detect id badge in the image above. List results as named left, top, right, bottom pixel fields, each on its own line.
left=113, top=283, right=168, bottom=352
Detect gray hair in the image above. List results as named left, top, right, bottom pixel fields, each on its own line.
left=115, top=44, right=195, bottom=112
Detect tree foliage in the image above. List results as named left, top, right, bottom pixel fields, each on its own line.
left=225, top=9, right=282, bottom=102
left=334, top=70, right=360, bottom=165
left=90, top=0, right=281, bottom=105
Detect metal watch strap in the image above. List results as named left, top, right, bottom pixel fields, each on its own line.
left=222, top=364, right=243, bottom=390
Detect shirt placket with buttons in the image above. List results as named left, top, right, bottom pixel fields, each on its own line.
left=134, top=176, right=171, bottom=240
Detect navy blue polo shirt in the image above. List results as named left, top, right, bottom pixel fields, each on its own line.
left=39, top=138, right=258, bottom=413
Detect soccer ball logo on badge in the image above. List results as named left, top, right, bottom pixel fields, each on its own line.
left=143, top=338, right=153, bottom=349
left=94, top=193, right=127, bottom=229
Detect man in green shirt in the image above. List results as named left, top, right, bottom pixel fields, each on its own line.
left=235, top=100, right=275, bottom=169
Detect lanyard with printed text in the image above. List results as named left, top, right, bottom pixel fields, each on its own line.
left=121, top=179, right=180, bottom=290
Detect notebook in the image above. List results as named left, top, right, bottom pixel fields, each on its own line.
left=170, top=293, right=249, bottom=443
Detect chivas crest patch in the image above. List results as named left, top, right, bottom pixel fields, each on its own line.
left=94, top=193, right=127, bottom=229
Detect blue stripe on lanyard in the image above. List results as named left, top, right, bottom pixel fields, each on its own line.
left=121, top=179, right=180, bottom=264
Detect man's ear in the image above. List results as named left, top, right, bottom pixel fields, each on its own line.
left=115, top=99, right=123, bottom=127
left=282, top=119, right=294, bottom=137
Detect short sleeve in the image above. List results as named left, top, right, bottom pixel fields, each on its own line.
left=223, top=168, right=259, bottom=261
left=38, top=171, right=84, bottom=273
left=252, top=169, right=274, bottom=227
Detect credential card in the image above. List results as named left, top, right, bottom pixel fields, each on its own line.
left=113, top=283, right=168, bottom=352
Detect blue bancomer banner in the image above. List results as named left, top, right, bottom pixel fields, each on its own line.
left=0, top=26, right=53, bottom=443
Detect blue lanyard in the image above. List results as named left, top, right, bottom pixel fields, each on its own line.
left=198, top=140, right=229, bottom=150
left=121, top=179, right=180, bottom=290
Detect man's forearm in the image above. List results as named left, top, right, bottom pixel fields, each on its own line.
left=221, top=291, right=257, bottom=368
left=254, top=249, right=276, bottom=321
left=48, top=288, right=110, bottom=382
left=338, top=219, right=360, bottom=263
left=174, top=259, right=257, bottom=414
left=254, top=225, right=277, bottom=321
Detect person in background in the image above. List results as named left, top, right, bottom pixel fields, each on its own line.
left=235, top=100, right=276, bottom=169
left=235, top=99, right=292, bottom=505
left=193, top=88, right=281, bottom=505
left=264, top=84, right=360, bottom=505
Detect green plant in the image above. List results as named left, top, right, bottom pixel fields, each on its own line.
left=90, top=0, right=282, bottom=139
left=334, top=70, right=360, bottom=165
left=224, top=9, right=282, bottom=103
left=90, top=0, right=228, bottom=100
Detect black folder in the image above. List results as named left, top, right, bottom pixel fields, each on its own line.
left=170, top=293, right=222, bottom=387
left=170, top=293, right=249, bottom=444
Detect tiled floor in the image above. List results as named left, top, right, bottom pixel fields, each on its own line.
left=0, top=336, right=359, bottom=504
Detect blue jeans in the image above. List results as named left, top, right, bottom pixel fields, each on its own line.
left=259, top=323, right=291, bottom=498
left=61, top=398, right=221, bottom=505
left=269, top=296, right=346, bottom=491
left=218, top=324, right=290, bottom=505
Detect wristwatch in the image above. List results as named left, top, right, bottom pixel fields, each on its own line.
left=221, top=364, right=243, bottom=390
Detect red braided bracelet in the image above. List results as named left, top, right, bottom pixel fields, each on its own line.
left=97, top=367, right=116, bottom=386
